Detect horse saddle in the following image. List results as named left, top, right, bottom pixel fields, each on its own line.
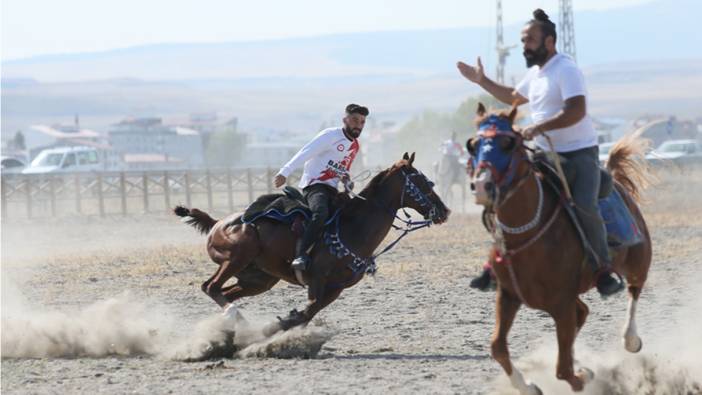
left=240, top=186, right=344, bottom=236
left=533, top=153, right=643, bottom=250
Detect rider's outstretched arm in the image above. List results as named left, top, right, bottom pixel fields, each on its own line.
left=457, top=57, right=528, bottom=106
left=480, top=77, right=528, bottom=106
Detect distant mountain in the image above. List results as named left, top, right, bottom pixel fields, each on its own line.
left=2, top=0, right=700, bottom=82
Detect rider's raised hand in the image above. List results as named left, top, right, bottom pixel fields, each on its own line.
left=456, top=57, right=485, bottom=84
left=274, top=174, right=286, bottom=188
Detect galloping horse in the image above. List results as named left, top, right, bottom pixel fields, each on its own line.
left=466, top=104, right=652, bottom=394
left=175, top=153, right=449, bottom=331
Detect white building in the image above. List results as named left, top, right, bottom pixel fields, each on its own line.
left=108, top=118, right=204, bottom=169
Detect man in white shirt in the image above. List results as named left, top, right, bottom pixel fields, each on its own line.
left=273, top=103, right=368, bottom=272
left=456, top=9, right=623, bottom=296
left=441, top=132, right=465, bottom=158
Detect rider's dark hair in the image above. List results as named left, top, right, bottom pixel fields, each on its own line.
left=528, top=8, right=557, bottom=43
left=346, top=103, right=369, bottom=117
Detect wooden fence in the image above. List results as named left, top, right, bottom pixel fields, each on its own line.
left=1, top=168, right=467, bottom=219
left=1, top=168, right=301, bottom=219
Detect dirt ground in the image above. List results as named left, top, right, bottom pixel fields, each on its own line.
left=2, top=170, right=702, bottom=394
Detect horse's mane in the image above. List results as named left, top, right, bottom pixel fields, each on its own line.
left=359, top=168, right=393, bottom=198
left=339, top=163, right=402, bottom=216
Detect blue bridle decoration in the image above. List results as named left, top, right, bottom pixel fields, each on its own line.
left=471, top=115, right=523, bottom=189
left=323, top=168, right=438, bottom=280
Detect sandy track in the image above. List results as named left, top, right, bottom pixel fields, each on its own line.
left=2, top=173, right=702, bottom=394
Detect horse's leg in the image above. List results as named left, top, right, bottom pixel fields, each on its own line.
left=619, top=242, right=649, bottom=353
left=553, top=305, right=592, bottom=392
left=277, top=286, right=343, bottom=331
left=622, top=285, right=643, bottom=353
left=575, top=297, right=589, bottom=336
left=222, top=278, right=279, bottom=302
left=491, top=288, right=540, bottom=395
left=204, top=251, right=258, bottom=308
left=220, top=274, right=280, bottom=321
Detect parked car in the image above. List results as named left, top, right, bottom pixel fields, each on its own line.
left=22, top=146, right=107, bottom=174
left=1, top=156, right=27, bottom=174
left=598, top=142, right=616, bottom=165
left=646, top=139, right=702, bottom=168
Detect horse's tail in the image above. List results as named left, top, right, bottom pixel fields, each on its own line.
left=173, top=205, right=218, bottom=235
left=606, top=131, right=654, bottom=204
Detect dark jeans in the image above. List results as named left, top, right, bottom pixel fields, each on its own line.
left=295, top=183, right=336, bottom=257
left=560, top=146, right=610, bottom=267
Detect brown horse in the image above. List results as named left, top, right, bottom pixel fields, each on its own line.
left=175, top=153, right=449, bottom=332
left=466, top=104, right=652, bottom=394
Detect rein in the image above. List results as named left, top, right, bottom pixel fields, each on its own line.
left=326, top=168, right=437, bottom=277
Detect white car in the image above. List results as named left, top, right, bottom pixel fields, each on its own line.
left=646, top=139, right=702, bottom=167
left=1, top=156, right=27, bottom=174
left=22, top=146, right=106, bottom=174
left=598, top=142, right=616, bottom=165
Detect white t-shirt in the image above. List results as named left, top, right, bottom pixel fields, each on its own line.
left=515, top=53, right=598, bottom=153
left=440, top=139, right=464, bottom=157
left=278, top=127, right=360, bottom=189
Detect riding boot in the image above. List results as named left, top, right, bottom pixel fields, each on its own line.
left=291, top=228, right=316, bottom=271
left=291, top=184, right=333, bottom=272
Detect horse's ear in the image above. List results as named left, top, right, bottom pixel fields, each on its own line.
left=477, top=102, right=486, bottom=117
left=409, top=152, right=416, bottom=165
left=402, top=152, right=410, bottom=161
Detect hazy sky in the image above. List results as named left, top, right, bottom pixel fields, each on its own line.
left=2, top=0, right=652, bottom=60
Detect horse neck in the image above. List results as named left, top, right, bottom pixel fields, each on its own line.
left=341, top=178, right=402, bottom=256
left=495, top=170, right=556, bottom=243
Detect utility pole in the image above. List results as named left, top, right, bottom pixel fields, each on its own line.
left=558, top=0, right=577, bottom=62
left=496, top=0, right=516, bottom=84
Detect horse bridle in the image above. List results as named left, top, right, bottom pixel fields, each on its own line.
left=399, top=168, right=441, bottom=221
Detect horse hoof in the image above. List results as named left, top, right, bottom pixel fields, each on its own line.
left=624, top=335, right=643, bottom=353
left=577, top=367, right=595, bottom=383
left=525, top=383, right=543, bottom=395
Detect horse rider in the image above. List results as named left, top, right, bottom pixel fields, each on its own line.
left=273, top=103, right=369, bottom=272
left=441, top=132, right=465, bottom=159
left=457, top=9, right=623, bottom=296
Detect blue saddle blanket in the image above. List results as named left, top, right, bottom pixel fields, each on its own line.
left=598, top=189, right=643, bottom=247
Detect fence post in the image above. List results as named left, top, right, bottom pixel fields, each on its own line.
left=246, top=168, right=253, bottom=203
left=75, top=174, right=82, bottom=214
left=49, top=176, right=57, bottom=217
left=206, top=170, right=213, bottom=211
left=1, top=176, right=7, bottom=220
left=227, top=168, right=234, bottom=212
left=266, top=168, right=273, bottom=194
left=142, top=172, right=149, bottom=213
left=163, top=171, right=171, bottom=213
left=184, top=172, right=192, bottom=207
left=120, top=172, right=127, bottom=216
left=461, top=183, right=466, bottom=214
left=97, top=173, right=105, bottom=218
left=25, top=177, right=33, bottom=219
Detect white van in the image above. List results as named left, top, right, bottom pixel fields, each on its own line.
left=22, top=146, right=111, bottom=174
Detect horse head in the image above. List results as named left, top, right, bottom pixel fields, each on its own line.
left=466, top=102, right=529, bottom=208
left=371, top=152, right=450, bottom=224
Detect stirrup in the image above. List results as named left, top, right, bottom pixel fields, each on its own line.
left=291, top=255, right=310, bottom=271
